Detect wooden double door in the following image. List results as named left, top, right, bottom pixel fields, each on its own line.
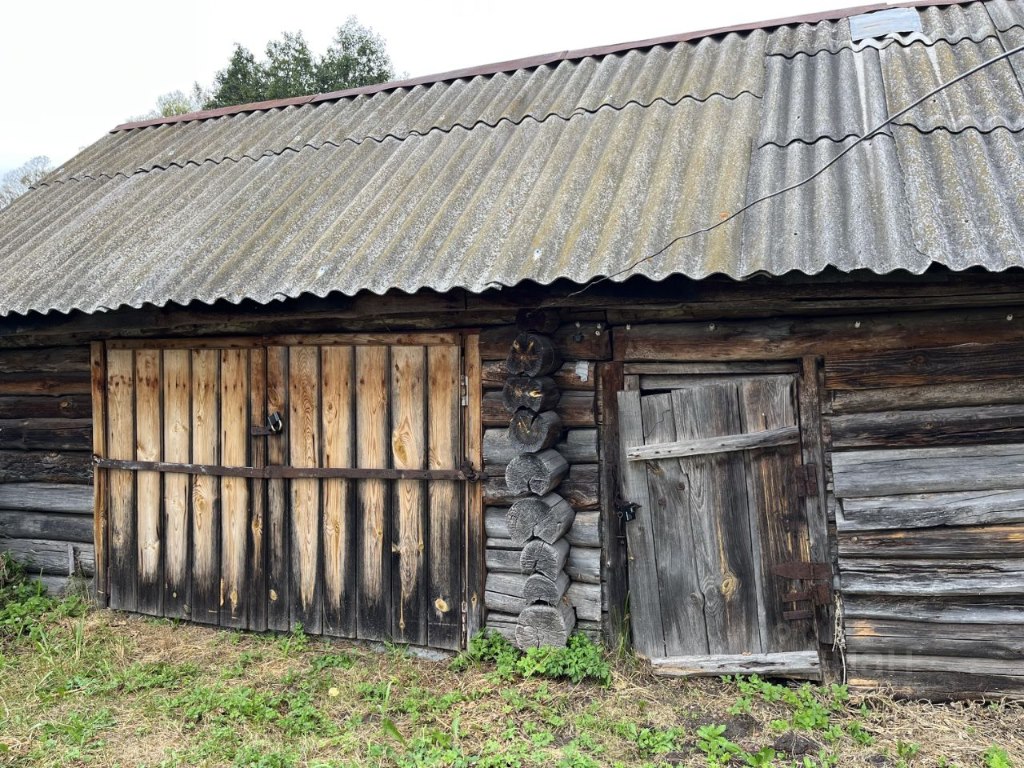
left=93, top=334, right=472, bottom=650
left=618, top=367, right=822, bottom=675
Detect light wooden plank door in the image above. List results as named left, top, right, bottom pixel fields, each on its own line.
left=618, top=375, right=818, bottom=674
left=96, top=337, right=469, bottom=650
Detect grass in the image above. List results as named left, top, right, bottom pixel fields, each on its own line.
left=0, top=562, right=1021, bottom=767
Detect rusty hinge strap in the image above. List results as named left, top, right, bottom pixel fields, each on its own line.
left=93, top=456, right=479, bottom=481
left=772, top=561, right=831, bottom=581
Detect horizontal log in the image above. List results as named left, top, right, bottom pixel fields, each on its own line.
left=650, top=652, right=820, bottom=680
left=576, top=620, right=603, bottom=643
left=524, top=572, right=571, bottom=605
left=825, top=341, right=1024, bottom=391
left=566, top=582, right=601, bottom=622
left=484, top=465, right=599, bottom=510
left=0, top=418, right=92, bottom=451
left=1, top=537, right=95, bottom=576
left=484, top=611, right=519, bottom=628
left=508, top=410, right=562, bottom=453
left=505, top=333, right=562, bottom=377
left=484, top=391, right=594, bottom=428
left=829, top=404, right=1024, bottom=449
left=485, top=590, right=525, bottom=615
left=482, top=361, right=596, bottom=391
left=485, top=548, right=522, bottom=574
left=845, top=619, right=1024, bottom=659
left=484, top=428, right=598, bottom=464
left=624, top=362, right=800, bottom=375
left=843, top=596, right=1024, bottom=624
left=627, top=426, right=798, bottom=461
left=839, top=558, right=1024, bottom=596
left=515, top=602, right=576, bottom=649
left=501, top=376, right=560, bottom=414
left=0, top=451, right=93, bottom=484
left=0, top=511, right=94, bottom=543
left=838, top=524, right=1024, bottom=559
left=830, top=379, right=1024, bottom=415
left=0, top=395, right=92, bottom=420
left=637, top=374, right=798, bottom=391
left=485, top=572, right=528, bottom=598
left=614, top=309, right=1024, bottom=363
left=488, top=509, right=598, bottom=549
left=846, top=653, right=1024, bottom=678
left=0, top=483, right=94, bottom=514
left=508, top=493, right=573, bottom=545
left=838, top=489, right=1024, bottom=532
left=0, top=373, right=91, bottom=396
left=846, top=667, right=1024, bottom=699
left=566, top=547, right=601, bottom=584
left=832, top=444, right=1024, bottom=498
left=480, top=324, right=610, bottom=363
left=0, top=346, right=91, bottom=374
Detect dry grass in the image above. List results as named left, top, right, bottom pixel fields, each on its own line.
left=0, top=607, right=1021, bottom=768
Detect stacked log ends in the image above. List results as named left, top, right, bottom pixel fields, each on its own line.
left=501, top=323, right=576, bottom=648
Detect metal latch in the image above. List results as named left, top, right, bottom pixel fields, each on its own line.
left=615, top=497, right=639, bottom=523
left=251, top=411, right=284, bottom=436
left=773, top=561, right=832, bottom=621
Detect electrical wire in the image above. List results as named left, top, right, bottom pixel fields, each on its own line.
left=567, top=40, right=1024, bottom=297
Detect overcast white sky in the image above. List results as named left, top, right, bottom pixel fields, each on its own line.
left=0, top=0, right=868, bottom=175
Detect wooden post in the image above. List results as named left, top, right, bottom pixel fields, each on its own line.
left=90, top=342, right=108, bottom=607
left=464, top=334, right=485, bottom=643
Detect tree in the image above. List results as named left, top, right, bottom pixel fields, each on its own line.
left=203, top=17, right=395, bottom=110
left=0, top=156, right=52, bottom=211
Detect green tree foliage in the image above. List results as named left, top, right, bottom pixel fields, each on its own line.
left=0, top=156, right=52, bottom=211
left=204, top=16, right=395, bottom=110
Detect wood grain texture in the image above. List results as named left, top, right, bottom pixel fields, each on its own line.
left=626, top=425, right=798, bottom=461
left=266, top=346, right=291, bottom=631
left=134, top=349, right=162, bottom=616
left=427, top=345, right=463, bottom=650
left=829, top=404, right=1024, bottom=449
left=0, top=419, right=92, bottom=451
left=483, top=390, right=592, bottom=427
left=190, top=349, right=220, bottom=625
left=0, top=394, right=92, bottom=419
left=832, top=444, right=1024, bottom=498
left=651, top=652, right=820, bottom=679
left=220, top=349, right=249, bottom=628
left=0, top=511, right=93, bottom=542
left=161, top=350, right=191, bottom=620
left=356, top=345, right=390, bottom=640
left=838, top=489, right=1024, bottom=532
left=739, top=377, right=813, bottom=653
left=616, top=389, right=665, bottom=657
left=289, top=345, right=322, bottom=634
left=391, top=346, right=427, bottom=645
left=321, top=346, right=356, bottom=638
left=247, top=348, right=268, bottom=631
left=839, top=524, right=1024, bottom=559
left=483, top=428, right=597, bottom=465
left=0, top=450, right=92, bottom=484
left=482, top=360, right=597, bottom=391
left=0, top=483, right=94, bottom=514
left=839, top=558, right=1024, bottom=596
left=464, top=334, right=485, bottom=642
left=106, top=348, right=136, bottom=612
left=831, top=379, right=1024, bottom=414
left=90, top=343, right=108, bottom=607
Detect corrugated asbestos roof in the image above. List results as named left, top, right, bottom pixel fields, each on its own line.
left=1, top=0, right=1023, bottom=317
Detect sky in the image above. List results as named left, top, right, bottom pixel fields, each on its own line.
left=0, top=0, right=869, bottom=175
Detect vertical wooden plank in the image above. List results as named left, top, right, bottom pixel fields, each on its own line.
left=135, top=349, right=163, bottom=616
left=616, top=389, right=665, bottom=657
left=639, top=392, right=709, bottom=656
left=248, top=348, right=268, bottom=632
left=800, top=356, right=837, bottom=654
left=90, top=342, right=109, bottom=608
left=266, top=346, right=291, bottom=631
left=356, top=345, right=391, bottom=641
left=391, top=346, right=427, bottom=645
left=289, top=345, right=322, bottom=634
left=106, top=348, right=137, bottom=611
left=598, top=362, right=627, bottom=650
left=162, top=349, right=191, bottom=619
left=191, top=348, right=220, bottom=625
left=740, top=376, right=814, bottom=652
left=464, top=334, right=484, bottom=643
left=220, top=349, right=249, bottom=628
left=671, top=384, right=762, bottom=656
left=426, top=345, right=463, bottom=650
left=322, top=345, right=356, bottom=637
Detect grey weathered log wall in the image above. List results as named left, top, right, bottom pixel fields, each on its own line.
left=823, top=342, right=1024, bottom=698
left=0, top=346, right=95, bottom=593
left=479, top=321, right=610, bottom=642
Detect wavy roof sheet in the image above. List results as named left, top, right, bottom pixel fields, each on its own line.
left=2, top=0, right=1024, bottom=317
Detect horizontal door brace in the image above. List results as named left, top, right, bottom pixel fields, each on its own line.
left=626, top=425, right=799, bottom=461
left=93, top=456, right=480, bottom=481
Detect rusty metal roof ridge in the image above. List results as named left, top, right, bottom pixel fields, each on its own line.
left=111, top=0, right=973, bottom=134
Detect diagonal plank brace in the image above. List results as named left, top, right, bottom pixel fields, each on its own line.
left=626, top=425, right=799, bottom=461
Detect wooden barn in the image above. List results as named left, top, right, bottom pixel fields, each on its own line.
left=2, top=0, right=1024, bottom=698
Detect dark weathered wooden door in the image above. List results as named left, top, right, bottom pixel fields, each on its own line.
left=94, top=334, right=471, bottom=650
left=617, top=373, right=820, bottom=676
